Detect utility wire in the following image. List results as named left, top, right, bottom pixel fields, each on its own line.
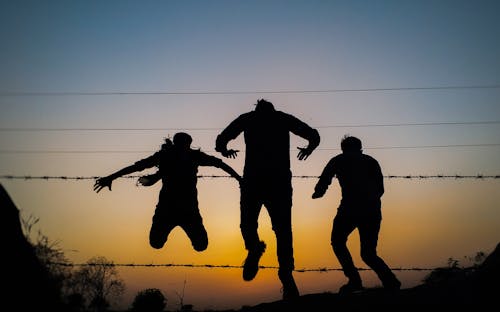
left=1, top=121, right=499, bottom=132
left=1, top=84, right=499, bottom=96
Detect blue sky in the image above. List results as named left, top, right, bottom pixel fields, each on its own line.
left=2, top=0, right=500, bottom=93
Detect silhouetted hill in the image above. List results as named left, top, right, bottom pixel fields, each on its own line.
left=1, top=183, right=64, bottom=311
left=233, top=242, right=499, bottom=311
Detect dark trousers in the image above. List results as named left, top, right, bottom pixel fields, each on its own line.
left=331, top=209, right=396, bottom=285
left=149, top=196, right=208, bottom=252
left=240, top=179, right=294, bottom=273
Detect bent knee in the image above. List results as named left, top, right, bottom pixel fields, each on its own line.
left=193, top=241, right=208, bottom=252
left=149, top=238, right=166, bottom=249
left=150, top=243, right=164, bottom=249
left=360, top=251, right=378, bottom=263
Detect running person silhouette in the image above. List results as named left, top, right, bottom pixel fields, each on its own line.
left=94, top=132, right=242, bottom=252
left=215, top=99, right=320, bottom=299
left=312, top=135, right=401, bottom=293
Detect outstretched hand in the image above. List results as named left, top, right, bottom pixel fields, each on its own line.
left=137, top=174, right=160, bottom=187
left=94, top=176, right=113, bottom=193
left=137, top=176, right=155, bottom=187
left=312, top=184, right=327, bottom=199
left=312, top=190, right=323, bottom=199
left=222, top=149, right=239, bottom=159
left=297, top=147, right=312, bottom=160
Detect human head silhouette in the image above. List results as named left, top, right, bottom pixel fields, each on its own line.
left=341, top=135, right=362, bottom=153
left=255, top=99, right=275, bottom=113
left=161, top=137, right=173, bottom=150
left=173, top=132, right=192, bottom=149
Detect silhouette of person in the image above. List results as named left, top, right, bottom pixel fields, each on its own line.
left=215, top=99, right=320, bottom=299
left=94, top=132, right=242, bottom=252
left=136, top=138, right=173, bottom=187
left=312, top=135, right=401, bottom=293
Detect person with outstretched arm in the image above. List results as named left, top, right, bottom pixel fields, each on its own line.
left=94, top=132, right=242, bottom=252
left=215, top=99, right=320, bottom=300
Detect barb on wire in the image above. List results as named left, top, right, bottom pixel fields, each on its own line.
left=1, top=174, right=499, bottom=180
left=47, top=261, right=435, bottom=272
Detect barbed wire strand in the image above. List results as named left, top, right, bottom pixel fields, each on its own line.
left=47, top=261, right=436, bottom=272
left=1, top=174, right=499, bottom=180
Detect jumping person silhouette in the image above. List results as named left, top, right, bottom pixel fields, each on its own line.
left=94, top=132, right=242, bottom=252
left=215, top=99, right=320, bottom=299
left=135, top=138, right=172, bottom=187
left=312, top=135, right=401, bottom=293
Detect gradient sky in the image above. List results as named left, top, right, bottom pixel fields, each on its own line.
left=1, top=1, right=499, bottom=310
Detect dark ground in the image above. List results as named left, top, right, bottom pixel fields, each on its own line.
left=234, top=283, right=495, bottom=311
left=212, top=243, right=499, bottom=311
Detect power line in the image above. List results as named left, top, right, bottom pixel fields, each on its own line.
left=362, top=143, right=500, bottom=150
left=0, top=143, right=499, bottom=154
left=0, top=127, right=220, bottom=132
left=1, top=174, right=499, bottom=180
left=1, top=84, right=499, bottom=96
left=317, top=121, right=500, bottom=128
left=1, top=121, right=499, bottom=132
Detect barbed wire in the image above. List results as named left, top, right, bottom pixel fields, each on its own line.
left=47, top=261, right=435, bottom=272
left=1, top=174, right=499, bottom=180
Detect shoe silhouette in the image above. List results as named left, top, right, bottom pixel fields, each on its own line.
left=279, top=271, right=300, bottom=300
left=339, top=280, right=364, bottom=294
left=383, top=277, right=402, bottom=291
left=243, top=241, right=266, bottom=281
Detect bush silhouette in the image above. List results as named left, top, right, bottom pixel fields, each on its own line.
left=130, top=288, right=167, bottom=312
